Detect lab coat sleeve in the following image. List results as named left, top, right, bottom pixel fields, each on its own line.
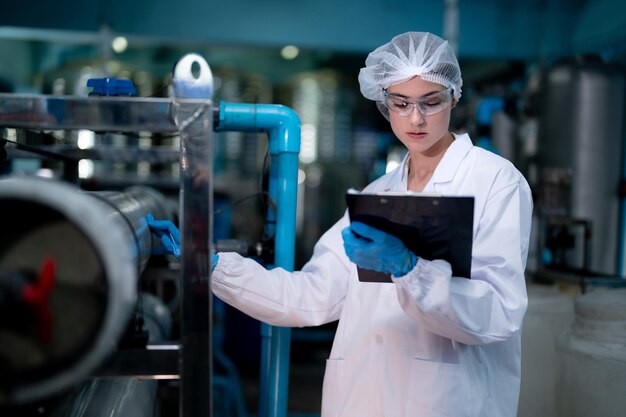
left=393, top=179, right=533, bottom=345
left=211, top=217, right=351, bottom=327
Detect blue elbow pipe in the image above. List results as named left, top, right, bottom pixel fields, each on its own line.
left=216, top=101, right=300, bottom=154
left=216, top=101, right=300, bottom=417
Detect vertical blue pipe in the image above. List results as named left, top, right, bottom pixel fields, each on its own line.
left=475, top=96, right=504, bottom=154
left=215, top=101, right=301, bottom=417
left=260, top=150, right=280, bottom=417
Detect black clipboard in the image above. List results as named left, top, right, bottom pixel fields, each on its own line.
left=346, top=190, right=474, bottom=282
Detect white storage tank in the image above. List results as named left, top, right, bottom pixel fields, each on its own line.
left=555, top=288, right=626, bottom=417
left=519, top=284, right=575, bottom=417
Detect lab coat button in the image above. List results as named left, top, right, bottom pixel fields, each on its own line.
left=375, top=335, right=383, bottom=344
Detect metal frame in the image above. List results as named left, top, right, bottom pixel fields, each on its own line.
left=1, top=63, right=302, bottom=417
left=0, top=70, right=213, bottom=416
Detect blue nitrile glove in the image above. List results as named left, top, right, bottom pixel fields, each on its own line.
left=342, top=221, right=417, bottom=277
left=211, top=253, right=219, bottom=272
left=146, top=214, right=181, bottom=259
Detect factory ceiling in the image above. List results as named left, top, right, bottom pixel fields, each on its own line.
left=0, top=0, right=624, bottom=91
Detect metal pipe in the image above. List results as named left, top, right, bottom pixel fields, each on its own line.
left=52, top=378, right=158, bottom=417
left=48, top=293, right=173, bottom=417
left=0, top=176, right=171, bottom=404
left=216, top=101, right=300, bottom=417
left=0, top=93, right=187, bottom=132
left=0, top=53, right=215, bottom=417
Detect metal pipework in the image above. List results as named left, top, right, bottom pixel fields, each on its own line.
left=0, top=53, right=215, bottom=417
left=0, top=175, right=171, bottom=405
left=215, top=101, right=301, bottom=417
left=48, top=293, right=173, bottom=417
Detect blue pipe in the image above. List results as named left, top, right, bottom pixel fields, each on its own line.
left=475, top=96, right=504, bottom=154
left=216, top=101, right=301, bottom=417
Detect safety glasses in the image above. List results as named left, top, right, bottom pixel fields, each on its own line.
left=383, top=86, right=453, bottom=117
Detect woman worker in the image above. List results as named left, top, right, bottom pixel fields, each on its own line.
left=153, top=31, right=533, bottom=417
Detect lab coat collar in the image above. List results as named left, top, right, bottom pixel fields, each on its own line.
left=399, top=132, right=473, bottom=190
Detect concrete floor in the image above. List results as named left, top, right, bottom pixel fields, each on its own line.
left=237, top=326, right=333, bottom=417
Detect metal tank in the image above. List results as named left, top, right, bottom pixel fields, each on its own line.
left=535, top=57, right=626, bottom=275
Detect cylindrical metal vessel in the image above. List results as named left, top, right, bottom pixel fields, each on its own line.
left=536, top=59, right=626, bottom=274
left=0, top=176, right=170, bottom=404
left=555, top=288, right=626, bottom=417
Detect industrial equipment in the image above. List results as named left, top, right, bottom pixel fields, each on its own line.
left=528, top=55, right=626, bottom=291
left=0, top=52, right=302, bottom=417
left=0, top=177, right=171, bottom=404
left=0, top=53, right=215, bottom=416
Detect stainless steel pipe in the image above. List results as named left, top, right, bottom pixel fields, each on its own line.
left=47, top=293, right=173, bottom=417
left=0, top=175, right=172, bottom=404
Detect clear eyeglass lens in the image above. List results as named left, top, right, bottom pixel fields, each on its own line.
left=384, top=87, right=452, bottom=116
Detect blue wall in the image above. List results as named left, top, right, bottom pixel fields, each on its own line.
left=573, top=0, right=626, bottom=57
left=5, top=0, right=625, bottom=60
left=1, top=0, right=625, bottom=80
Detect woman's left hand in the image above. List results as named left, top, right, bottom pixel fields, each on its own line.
left=342, top=221, right=417, bottom=277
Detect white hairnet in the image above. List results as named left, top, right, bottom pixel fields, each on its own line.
left=358, top=32, right=463, bottom=119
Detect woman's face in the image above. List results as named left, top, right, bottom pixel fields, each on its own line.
left=385, top=76, right=454, bottom=156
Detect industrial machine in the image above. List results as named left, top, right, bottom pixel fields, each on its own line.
left=0, top=53, right=302, bottom=417
left=524, top=55, right=626, bottom=292
left=0, top=178, right=172, bottom=404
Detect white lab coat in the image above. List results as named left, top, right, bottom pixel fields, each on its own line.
left=212, top=133, right=533, bottom=417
